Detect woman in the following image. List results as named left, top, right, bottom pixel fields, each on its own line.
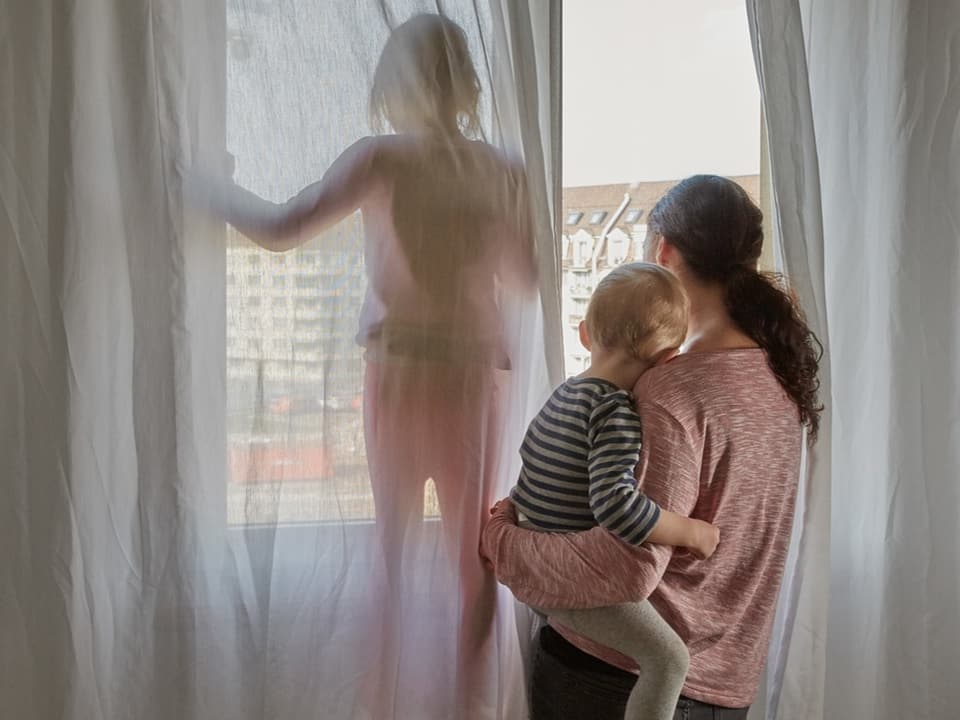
left=482, top=175, right=821, bottom=719
left=188, top=14, right=536, bottom=717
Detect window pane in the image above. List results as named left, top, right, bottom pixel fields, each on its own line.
left=562, top=0, right=762, bottom=377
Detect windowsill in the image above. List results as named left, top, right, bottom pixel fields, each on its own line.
left=225, top=514, right=443, bottom=571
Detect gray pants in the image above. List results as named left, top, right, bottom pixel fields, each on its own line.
left=517, top=518, right=689, bottom=720
left=532, top=602, right=689, bottom=720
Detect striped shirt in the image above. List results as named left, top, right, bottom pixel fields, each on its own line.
left=483, top=349, right=803, bottom=708
left=509, top=377, right=661, bottom=546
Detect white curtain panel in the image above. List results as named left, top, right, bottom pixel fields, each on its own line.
left=0, top=1, right=561, bottom=718
left=748, top=1, right=960, bottom=718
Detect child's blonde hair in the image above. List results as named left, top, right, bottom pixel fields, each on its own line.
left=584, top=262, right=689, bottom=362
left=370, top=14, right=482, bottom=138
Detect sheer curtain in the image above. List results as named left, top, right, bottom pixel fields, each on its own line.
left=748, top=1, right=960, bottom=718
left=1, top=1, right=561, bottom=719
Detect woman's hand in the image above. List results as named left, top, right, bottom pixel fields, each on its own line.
left=479, top=498, right=518, bottom=571
left=488, top=498, right=518, bottom=523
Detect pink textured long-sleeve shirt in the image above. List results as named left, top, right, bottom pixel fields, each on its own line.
left=482, top=348, right=802, bottom=708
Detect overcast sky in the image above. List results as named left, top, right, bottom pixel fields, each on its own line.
left=563, top=0, right=761, bottom=187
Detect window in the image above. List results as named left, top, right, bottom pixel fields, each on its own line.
left=224, top=0, right=498, bottom=525
left=228, top=31, right=251, bottom=62
left=566, top=211, right=584, bottom=225
left=570, top=230, right=594, bottom=268
left=561, top=234, right=571, bottom=261
left=295, top=296, right=319, bottom=312
left=294, top=340, right=322, bottom=354
left=607, top=229, right=630, bottom=265
left=225, top=0, right=371, bottom=526
left=561, top=0, right=761, bottom=378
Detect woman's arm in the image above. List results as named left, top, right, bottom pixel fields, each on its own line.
left=188, top=138, right=379, bottom=252
left=482, top=501, right=661, bottom=609
left=481, top=399, right=702, bottom=610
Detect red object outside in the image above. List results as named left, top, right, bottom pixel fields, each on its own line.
left=229, top=441, right=334, bottom=484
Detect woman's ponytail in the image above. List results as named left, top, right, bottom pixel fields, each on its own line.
left=725, top=268, right=823, bottom=441
left=648, top=175, right=823, bottom=443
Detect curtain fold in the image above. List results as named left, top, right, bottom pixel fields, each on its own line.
left=746, top=4, right=831, bottom=718
left=2, top=2, right=561, bottom=718
left=748, top=1, right=960, bottom=717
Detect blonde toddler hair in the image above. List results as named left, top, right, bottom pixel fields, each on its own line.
left=584, top=262, right=689, bottom=363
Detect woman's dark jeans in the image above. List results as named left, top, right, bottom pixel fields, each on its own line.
left=529, top=625, right=749, bottom=720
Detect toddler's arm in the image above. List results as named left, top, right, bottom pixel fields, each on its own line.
left=587, top=395, right=719, bottom=559
left=645, top=508, right=719, bottom=560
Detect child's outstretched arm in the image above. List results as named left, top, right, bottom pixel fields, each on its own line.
left=185, top=138, right=378, bottom=252
left=587, top=396, right=719, bottom=560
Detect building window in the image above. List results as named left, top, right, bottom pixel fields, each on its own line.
left=295, top=296, right=316, bottom=309
left=589, top=210, right=607, bottom=225
left=295, top=340, right=323, bottom=354
left=566, top=211, right=584, bottom=225
left=624, top=208, right=643, bottom=224
left=573, top=237, right=592, bottom=267
left=609, top=238, right=628, bottom=265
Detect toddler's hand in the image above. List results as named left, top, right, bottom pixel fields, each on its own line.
left=690, top=519, right=720, bottom=560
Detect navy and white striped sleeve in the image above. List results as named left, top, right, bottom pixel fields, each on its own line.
left=586, top=392, right=661, bottom=546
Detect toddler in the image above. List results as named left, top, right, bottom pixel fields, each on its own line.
left=510, top=262, right=720, bottom=720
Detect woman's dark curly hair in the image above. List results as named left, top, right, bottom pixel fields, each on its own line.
left=648, top=175, right=823, bottom=442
